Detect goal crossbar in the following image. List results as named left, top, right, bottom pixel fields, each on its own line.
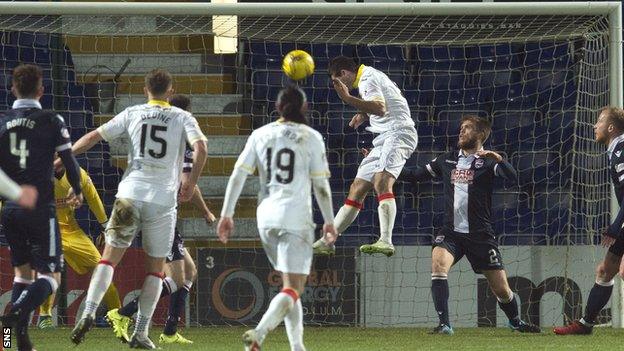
left=0, top=2, right=620, bottom=17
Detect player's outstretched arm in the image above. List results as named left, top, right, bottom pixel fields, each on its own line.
left=477, top=150, right=518, bottom=182
left=398, top=166, right=435, bottom=184
left=332, top=78, right=386, bottom=116
left=82, top=170, right=108, bottom=227
left=190, top=184, right=216, bottom=224
left=604, top=195, right=624, bottom=241
left=58, top=149, right=83, bottom=205
left=72, top=130, right=104, bottom=156
left=312, top=178, right=337, bottom=245
left=218, top=168, right=249, bottom=243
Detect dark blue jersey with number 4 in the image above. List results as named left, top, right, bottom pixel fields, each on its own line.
left=0, top=107, right=72, bottom=207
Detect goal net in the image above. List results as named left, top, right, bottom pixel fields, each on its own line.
left=0, top=2, right=621, bottom=329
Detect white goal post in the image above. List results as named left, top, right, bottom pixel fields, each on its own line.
left=0, top=1, right=621, bottom=328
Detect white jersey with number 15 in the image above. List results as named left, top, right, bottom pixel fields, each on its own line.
left=97, top=102, right=206, bottom=207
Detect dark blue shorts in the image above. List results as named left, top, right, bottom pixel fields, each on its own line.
left=433, top=230, right=503, bottom=274
left=0, top=204, right=63, bottom=273
left=166, top=228, right=185, bottom=263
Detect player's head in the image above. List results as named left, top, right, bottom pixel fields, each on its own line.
left=144, top=69, right=173, bottom=99
left=595, top=107, right=624, bottom=145
left=458, top=115, right=491, bottom=150
left=328, top=56, right=359, bottom=87
left=11, top=64, right=44, bottom=100
left=169, top=94, right=191, bottom=112
left=276, top=85, right=308, bottom=124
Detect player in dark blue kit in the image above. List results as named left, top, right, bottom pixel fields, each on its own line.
left=555, top=107, right=624, bottom=335
left=399, top=115, right=540, bottom=335
left=0, top=64, right=83, bottom=351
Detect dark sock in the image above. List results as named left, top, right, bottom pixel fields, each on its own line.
left=163, top=286, right=189, bottom=335
left=119, top=280, right=173, bottom=318
left=498, top=295, right=520, bottom=326
left=119, top=297, right=139, bottom=317
left=431, top=276, right=450, bottom=326
left=582, top=283, right=613, bottom=325
left=11, top=278, right=53, bottom=317
left=11, top=282, right=30, bottom=304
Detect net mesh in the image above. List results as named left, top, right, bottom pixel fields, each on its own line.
left=0, top=11, right=616, bottom=328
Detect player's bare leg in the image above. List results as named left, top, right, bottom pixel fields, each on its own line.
left=244, top=273, right=307, bottom=351
left=71, top=244, right=126, bottom=345
left=313, top=178, right=372, bottom=255
left=360, top=171, right=396, bottom=256
left=429, top=247, right=454, bottom=335
left=483, top=269, right=540, bottom=333
left=554, top=252, right=620, bottom=335
left=159, top=254, right=195, bottom=345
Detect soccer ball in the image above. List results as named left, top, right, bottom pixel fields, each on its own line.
left=282, top=50, right=315, bottom=81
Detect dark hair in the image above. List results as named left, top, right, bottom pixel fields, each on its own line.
left=328, top=56, right=359, bottom=77
left=276, top=85, right=307, bottom=124
left=145, top=69, right=172, bottom=96
left=602, top=107, right=624, bottom=132
left=12, top=64, right=43, bottom=98
left=169, top=94, right=191, bottom=111
left=461, top=115, right=492, bottom=142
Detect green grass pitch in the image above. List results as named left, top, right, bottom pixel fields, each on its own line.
left=22, top=326, right=624, bottom=350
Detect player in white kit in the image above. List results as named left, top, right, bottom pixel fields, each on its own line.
left=217, top=86, right=337, bottom=351
left=67, top=69, right=208, bottom=349
left=313, top=56, right=418, bottom=257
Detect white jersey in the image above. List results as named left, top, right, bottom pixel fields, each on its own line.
left=97, top=100, right=206, bottom=207
left=234, top=120, right=330, bottom=231
left=356, top=65, right=414, bottom=134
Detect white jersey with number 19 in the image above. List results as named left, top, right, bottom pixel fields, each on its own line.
left=234, top=120, right=331, bottom=232
left=97, top=101, right=206, bottom=207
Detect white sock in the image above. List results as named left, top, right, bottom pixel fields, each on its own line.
left=378, top=194, right=396, bottom=244
left=334, top=201, right=362, bottom=234
left=82, top=261, right=114, bottom=318
left=134, top=273, right=163, bottom=337
left=284, top=299, right=305, bottom=351
left=255, top=289, right=297, bottom=344
left=184, top=280, right=193, bottom=290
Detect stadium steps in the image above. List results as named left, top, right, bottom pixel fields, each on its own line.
left=67, top=31, right=256, bottom=239
left=179, top=197, right=257, bottom=218
left=64, top=35, right=214, bottom=54
left=178, top=218, right=258, bottom=239
left=78, top=74, right=235, bottom=95
left=71, top=54, right=228, bottom=74
left=115, top=94, right=242, bottom=114
left=197, top=176, right=259, bottom=197
left=111, top=155, right=238, bottom=176
left=93, top=114, right=252, bottom=136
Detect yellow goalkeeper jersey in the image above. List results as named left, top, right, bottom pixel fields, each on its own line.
left=55, top=167, right=108, bottom=233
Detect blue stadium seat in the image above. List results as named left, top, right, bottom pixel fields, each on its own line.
left=436, top=109, right=488, bottom=136
left=512, top=151, right=563, bottom=189
left=490, top=110, right=541, bottom=151
left=468, top=44, right=523, bottom=71
left=418, top=70, right=467, bottom=92
left=531, top=192, right=571, bottom=236
left=416, top=46, right=467, bottom=71
left=522, top=42, right=571, bottom=69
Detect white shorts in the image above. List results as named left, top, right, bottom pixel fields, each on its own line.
left=105, top=198, right=176, bottom=258
left=356, top=127, right=418, bottom=182
left=259, top=228, right=314, bottom=275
